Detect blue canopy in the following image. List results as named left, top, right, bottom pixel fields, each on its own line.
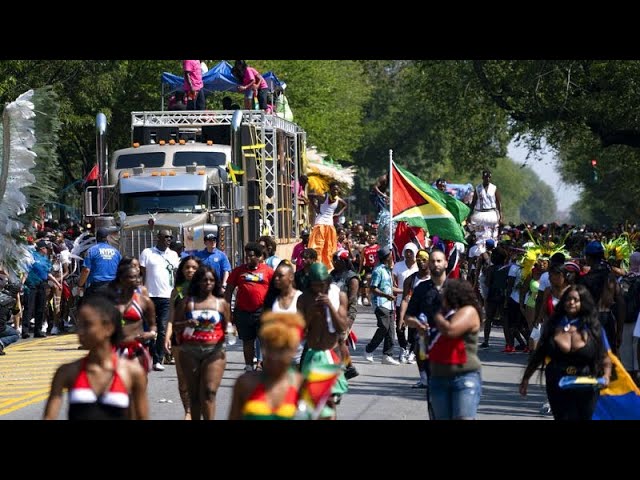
left=161, top=61, right=282, bottom=94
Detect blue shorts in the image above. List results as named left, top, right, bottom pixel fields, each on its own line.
left=429, top=371, right=481, bottom=420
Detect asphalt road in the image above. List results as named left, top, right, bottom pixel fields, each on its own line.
left=0, top=306, right=549, bottom=420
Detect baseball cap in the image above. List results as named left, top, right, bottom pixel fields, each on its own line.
left=335, top=249, right=350, bottom=261
left=96, top=227, right=110, bottom=240
left=378, top=245, right=392, bottom=261
left=563, top=261, right=581, bottom=274
left=204, top=233, right=218, bottom=241
left=585, top=241, right=604, bottom=255
left=35, top=240, right=49, bottom=249
left=301, top=229, right=310, bottom=237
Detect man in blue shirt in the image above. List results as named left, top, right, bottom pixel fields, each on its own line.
left=77, top=227, right=121, bottom=297
left=363, top=246, right=403, bottom=365
left=21, top=240, right=59, bottom=338
left=194, top=233, right=231, bottom=292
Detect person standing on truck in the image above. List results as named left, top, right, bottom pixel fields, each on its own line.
left=308, top=182, right=347, bottom=271
left=193, top=233, right=231, bottom=293
left=139, top=230, right=181, bottom=372
left=233, top=60, right=269, bottom=110
left=183, top=60, right=205, bottom=111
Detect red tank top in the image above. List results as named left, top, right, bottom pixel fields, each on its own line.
left=363, top=244, right=379, bottom=268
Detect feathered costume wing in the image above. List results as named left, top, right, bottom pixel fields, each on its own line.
left=305, top=147, right=356, bottom=194
left=0, top=90, right=39, bottom=277
left=0, top=89, right=59, bottom=278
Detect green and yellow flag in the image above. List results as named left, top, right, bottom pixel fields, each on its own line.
left=391, top=161, right=470, bottom=244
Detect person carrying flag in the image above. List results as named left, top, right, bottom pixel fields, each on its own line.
left=296, top=263, right=349, bottom=419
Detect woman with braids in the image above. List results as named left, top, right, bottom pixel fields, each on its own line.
left=111, top=263, right=157, bottom=374
left=520, top=284, right=612, bottom=420
left=44, top=294, right=148, bottom=420
left=228, top=312, right=305, bottom=420
left=164, top=255, right=200, bottom=420
left=173, top=265, right=229, bottom=420
left=427, top=279, right=482, bottom=420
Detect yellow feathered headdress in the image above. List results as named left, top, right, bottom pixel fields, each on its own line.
left=521, top=229, right=570, bottom=278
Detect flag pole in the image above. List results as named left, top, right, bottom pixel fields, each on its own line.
left=389, top=149, right=393, bottom=250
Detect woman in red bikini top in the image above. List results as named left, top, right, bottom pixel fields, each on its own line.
left=173, top=265, right=230, bottom=420
left=43, top=295, right=148, bottom=420
left=111, top=264, right=157, bottom=372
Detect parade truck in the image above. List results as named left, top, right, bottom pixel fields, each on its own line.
left=83, top=110, right=307, bottom=266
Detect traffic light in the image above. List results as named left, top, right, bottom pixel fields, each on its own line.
left=590, top=159, right=599, bottom=182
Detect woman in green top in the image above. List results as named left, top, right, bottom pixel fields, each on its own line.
left=165, top=255, right=200, bottom=420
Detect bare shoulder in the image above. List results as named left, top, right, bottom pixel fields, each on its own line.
left=56, top=359, right=82, bottom=387
left=120, top=357, right=145, bottom=387
left=235, top=371, right=261, bottom=392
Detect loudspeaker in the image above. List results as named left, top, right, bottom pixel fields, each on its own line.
left=132, top=126, right=179, bottom=145
left=202, top=125, right=232, bottom=145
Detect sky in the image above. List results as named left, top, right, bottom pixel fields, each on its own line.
left=507, top=140, right=581, bottom=213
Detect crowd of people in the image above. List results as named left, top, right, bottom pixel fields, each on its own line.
left=4, top=163, right=640, bottom=422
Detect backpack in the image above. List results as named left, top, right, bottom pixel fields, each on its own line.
left=620, top=275, right=640, bottom=324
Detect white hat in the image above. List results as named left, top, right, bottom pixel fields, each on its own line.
left=403, top=243, right=419, bottom=255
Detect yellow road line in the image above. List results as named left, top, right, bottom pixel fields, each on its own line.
left=0, top=334, right=82, bottom=417
left=0, top=392, right=50, bottom=417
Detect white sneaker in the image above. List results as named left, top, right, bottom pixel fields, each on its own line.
left=153, top=362, right=165, bottom=371
left=406, top=352, right=417, bottom=364
left=398, top=348, right=408, bottom=364
left=382, top=355, right=400, bottom=365
left=41, top=321, right=48, bottom=334
left=16, top=326, right=22, bottom=335
left=364, top=350, right=374, bottom=363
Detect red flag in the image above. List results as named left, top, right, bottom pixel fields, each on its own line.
left=84, top=164, right=99, bottom=183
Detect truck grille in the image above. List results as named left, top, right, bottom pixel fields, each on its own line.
left=120, top=227, right=171, bottom=258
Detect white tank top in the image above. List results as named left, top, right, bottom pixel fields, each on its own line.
left=325, top=284, right=341, bottom=333
left=315, top=195, right=339, bottom=225
left=272, top=290, right=303, bottom=313
left=475, top=183, right=497, bottom=210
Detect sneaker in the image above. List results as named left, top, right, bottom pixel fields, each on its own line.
left=479, top=342, right=490, bottom=349
left=15, top=326, right=21, bottom=336
left=398, top=348, right=408, bottom=364
left=244, top=365, right=254, bottom=372
left=21, top=332, right=30, bottom=340
left=41, top=321, right=48, bottom=334
left=411, top=380, right=427, bottom=389
left=364, top=350, right=374, bottom=363
left=153, top=362, right=165, bottom=371
left=514, top=344, right=526, bottom=352
left=344, top=366, right=359, bottom=380
left=540, top=402, right=552, bottom=415
left=406, top=352, right=417, bottom=364
left=501, top=345, right=515, bottom=353
left=382, top=355, right=400, bottom=365
left=50, top=326, right=60, bottom=336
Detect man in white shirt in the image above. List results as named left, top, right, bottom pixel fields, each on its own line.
left=392, top=243, right=418, bottom=363
left=139, top=230, right=180, bottom=371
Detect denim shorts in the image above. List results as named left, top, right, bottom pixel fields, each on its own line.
left=428, top=371, right=481, bottom=420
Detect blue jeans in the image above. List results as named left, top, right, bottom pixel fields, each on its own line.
left=150, top=297, right=171, bottom=364
left=0, top=325, right=19, bottom=349
left=429, top=371, right=482, bottom=420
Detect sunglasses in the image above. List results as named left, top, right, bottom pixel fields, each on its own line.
left=163, top=235, right=173, bottom=239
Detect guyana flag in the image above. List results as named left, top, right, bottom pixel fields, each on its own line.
left=298, top=363, right=342, bottom=419
left=392, top=161, right=470, bottom=244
